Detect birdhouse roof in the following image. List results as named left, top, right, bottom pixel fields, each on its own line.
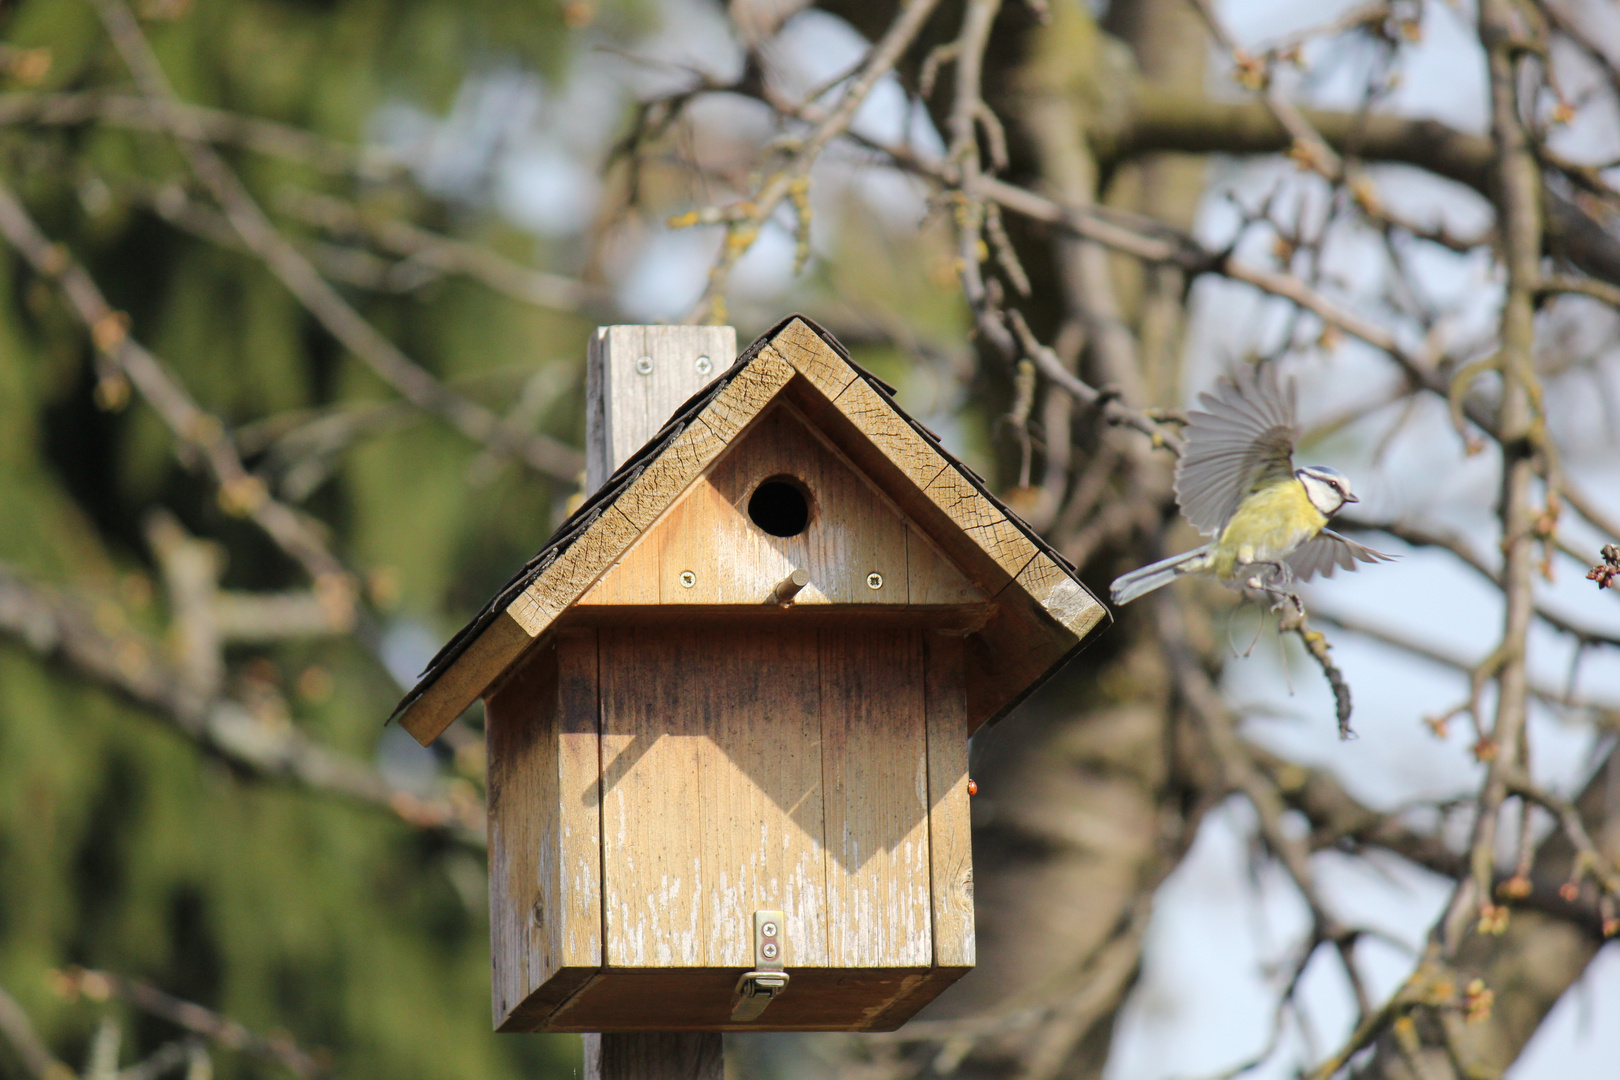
left=392, top=316, right=1106, bottom=745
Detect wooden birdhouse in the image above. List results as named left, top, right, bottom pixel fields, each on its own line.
left=392, top=317, right=1105, bottom=1034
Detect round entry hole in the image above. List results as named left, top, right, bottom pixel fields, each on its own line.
left=748, top=477, right=811, bottom=537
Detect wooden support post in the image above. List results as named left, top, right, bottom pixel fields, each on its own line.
left=583, top=324, right=735, bottom=1080
left=586, top=325, right=737, bottom=493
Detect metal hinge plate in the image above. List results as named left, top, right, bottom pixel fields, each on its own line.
left=731, top=910, right=790, bottom=1022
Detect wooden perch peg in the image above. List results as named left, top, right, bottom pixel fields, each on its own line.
left=772, top=568, right=810, bottom=606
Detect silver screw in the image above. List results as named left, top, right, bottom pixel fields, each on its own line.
left=867, top=572, right=883, bottom=590
left=761, top=942, right=778, bottom=960
left=695, top=355, right=713, bottom=376
left=635, top=356, right=653, bottom=375
left=761, top=921, right=778, bottom=938
left=679, top=570, right=696, bottom=588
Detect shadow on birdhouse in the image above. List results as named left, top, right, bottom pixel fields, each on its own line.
left=391, top=317, right=1107, bottom=1033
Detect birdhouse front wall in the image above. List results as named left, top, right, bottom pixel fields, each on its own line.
left=597, top=625, right=931, bottom=972
left=484, top=625, right=974, bottom=1032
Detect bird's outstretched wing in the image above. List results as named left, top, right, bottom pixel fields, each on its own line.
left=1175, top=365, right=1299, bottom=536
left=1285, top=528, right=1398, bottom=581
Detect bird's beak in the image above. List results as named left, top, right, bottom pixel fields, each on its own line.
left=1343, top=493, right=1359, bottom=503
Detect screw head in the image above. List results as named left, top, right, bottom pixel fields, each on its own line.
left=679, top=570, right=696, bottom=588
left=867, top=572, right=883, bottom=590
left=695, top=355, right=713, bottom=376
left=761, top=921, right=778, bottom=938
left=635, top=356, right=653, bottom=375
left=761, top=942, right=778, bottom=960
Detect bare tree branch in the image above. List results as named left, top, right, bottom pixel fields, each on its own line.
left=0, top=561, right=484, bottom=849
left=53, top=969, right=328, bottom=1079
left=86, top=0, right=583, bottom=483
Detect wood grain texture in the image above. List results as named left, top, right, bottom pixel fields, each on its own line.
left=829, top=377, right=949, bottom=493
left=964, top=584, right=1080, bottom=734
left=693, top=630, right=828, bottom=967
left=597, top=628, right=828, bottom=969
left=587, top=325, right=736, bottom=492
left=698, top=349, right=795, bottom=443
left=486, top=632, right=603, bottom=1031
left=819, top=629, right=933, bottom=968
left=660, top=403, right=905, bottom=606
left=923, top=633, right=975, bottom=970
left=923, top=469, right=1039, bottom=586
left=512, top=506, right=641, bottom=619
left=582, top=403, right=978, bottom=608
left=545, top=967, right=945, bottom=1032
left=907, top=526, right=985, bottom=606
left=1012, top=552, right=1106, bottom=638
left=761, top=318, right=858, bottom=401
left=584, top=1033, right=722, bottom=1080
left=400, top=610, right=531, bottom=746
left=610, top=420, right=725, bottom=532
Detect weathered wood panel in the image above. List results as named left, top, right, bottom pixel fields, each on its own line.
left=923, top=633, right=975, bottom=970
left=486, top=632, right=603, bottom=1031
left=581, top=403, right=982, bottom=609
left=829, top=377, right=948, bottom=493
left=697, top=349, right=795, bottom=443
left=760, top=317, right=858, bottom=402
left=586, top=325, right=736, bottom=491
left=922, top=468, right=1038, bottom=587
left=907, top=526, right=985, bottom=606
left=599, top=628, right=706, bottom=967
left=400, top=609, right=532, bottom=745
left=667, top=403, right=908, bottom=606
left=555, top=631, right=606, bottom=963
left=597, top=628, right=828, bottom=969
left=819, top=629, right=933, bottom=968
left=693, top=630, right=828, bottom=967
left=1013, top=551, right=1107, bottom=638
left=544, top=967, right=941, bottom=1032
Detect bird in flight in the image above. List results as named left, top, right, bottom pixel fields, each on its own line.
left=1110, top=365, right=1395, bottom=608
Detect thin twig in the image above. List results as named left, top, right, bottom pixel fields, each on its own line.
left=0, top=982, right=73, bottom=1080
left=0, top=179, right=354, bottom=607
left=54, top=969, right=327, bottom=1079
left=0, top=562, right=484, bottom=848
left=677, top=0, right=945, bottom=323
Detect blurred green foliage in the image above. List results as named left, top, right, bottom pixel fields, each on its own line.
left=0, top=2, right=615, bottom=1079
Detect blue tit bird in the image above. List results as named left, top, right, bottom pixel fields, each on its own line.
left=1110, top=365, right=1395, bottom=606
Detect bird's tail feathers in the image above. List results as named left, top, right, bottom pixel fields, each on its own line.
left=1109, top=546, right=1212, bottom=605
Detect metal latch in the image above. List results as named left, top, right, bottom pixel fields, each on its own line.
left=731, top=910, right=790, bottom=1021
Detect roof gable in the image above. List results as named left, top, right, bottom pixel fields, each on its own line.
left=393, top=316, right=1107, bottom=746
left=578, top=399, right=986, bottom=607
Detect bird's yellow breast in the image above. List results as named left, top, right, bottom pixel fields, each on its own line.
left=1212, top=480, right=1327, bottom=581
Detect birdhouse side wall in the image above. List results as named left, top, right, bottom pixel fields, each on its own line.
left=486, top=631, right=603, bottom=1031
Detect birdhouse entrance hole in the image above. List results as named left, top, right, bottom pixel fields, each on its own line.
left=747, top=476, right=811, bottom=537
